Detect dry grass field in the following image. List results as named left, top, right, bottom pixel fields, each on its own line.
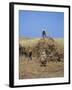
left=19, top=38, right=64, bottom=79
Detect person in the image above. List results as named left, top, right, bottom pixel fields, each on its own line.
left=42, top=30, right=47, bottom=38
left=40, top=50, right=47, bottom=67
left=29, top=49, right=32, bottom=60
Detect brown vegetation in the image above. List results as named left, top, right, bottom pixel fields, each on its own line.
left=19, top=37, right=64, bottom=79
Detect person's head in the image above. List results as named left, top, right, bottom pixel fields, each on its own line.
left=42, top=51, right=45, bottom=54
left=29, top=49, right=32, bottom=52
left=42, top=30, right=46, bottom=34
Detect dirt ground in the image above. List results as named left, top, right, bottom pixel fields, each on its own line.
left=19, top=56, right=64, bottom=79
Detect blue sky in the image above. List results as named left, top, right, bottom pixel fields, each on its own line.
left=19, top=10, right=64, bottom=38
